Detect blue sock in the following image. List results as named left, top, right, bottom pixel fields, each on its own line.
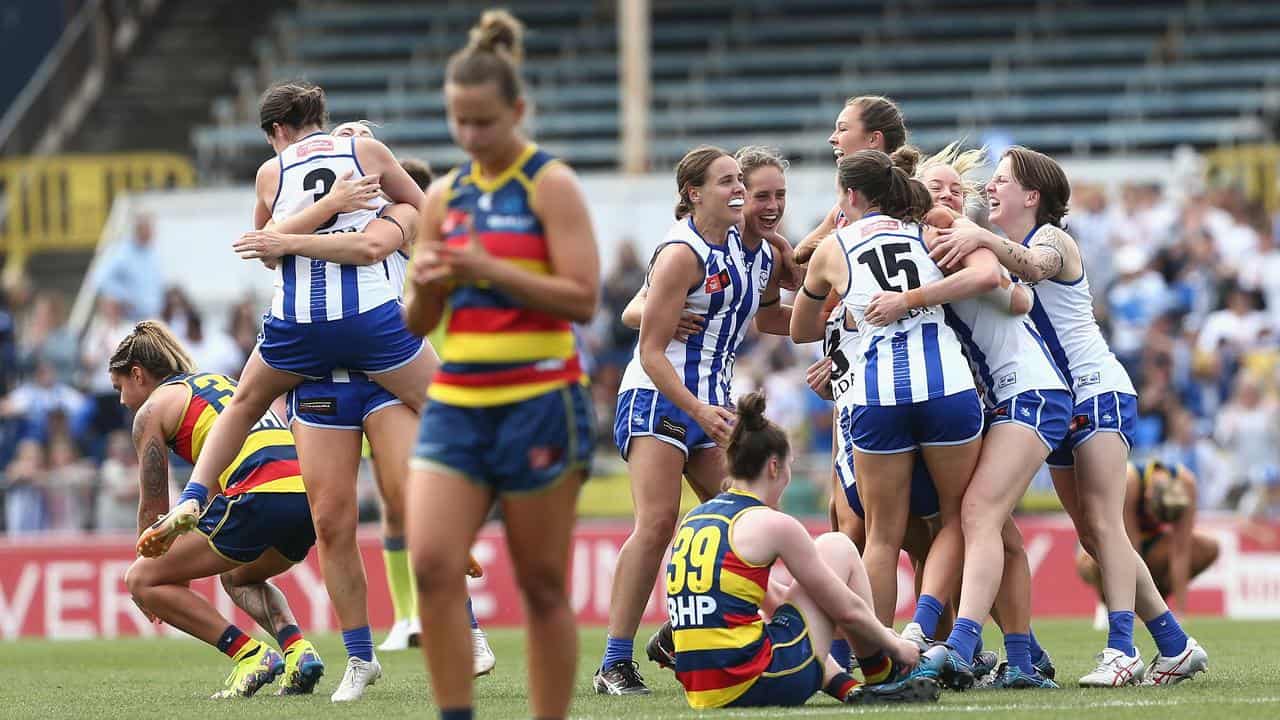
left=1029, top=628, right=1046, bottom=663
left=440, top=710, right=473, bottom=720
left=1145, top=611, right=1189, bottom=657
left=178, top=481, right=208, bottom=508
left=466, top=597, right=479, bottom=629
left=341, top=625, right=374, bottom=662
left=830, top=638, right=852, bottom=671
left=601, top=636, right=633, bottom=670
left=1107, top=610, right=1136, bottom=657
left=912, top=594, right=945, bottom=639
left=1004, top=633, right=1034, bottom=674
left=945, top=617, right=983, bottom=664
left=974, top=633, right=984, bottom=656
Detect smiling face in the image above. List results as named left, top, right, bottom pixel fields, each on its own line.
left=922, top=164, right=965, bottom=214
left=742, top=164, right=786, bottom=239
left=985, top=156, right=1037, bottom=228
left=690, top=155, right=746, bottom=227
left=445, top=81, right=525, bottom=160
left=828, top=103, right=882, bottom=164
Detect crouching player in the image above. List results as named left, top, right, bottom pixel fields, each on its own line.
left=1078, top=461, right=1219, bottom=626
left=663, top=392, right=938, bottom=708
left=116, top=321, right=323, bottom=698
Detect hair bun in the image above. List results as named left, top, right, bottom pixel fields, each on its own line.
left=735, top=392, right=769, bottom=431
left=890, top=145, right=921, bottom=176
left=469, top=9, right=525, bottom=63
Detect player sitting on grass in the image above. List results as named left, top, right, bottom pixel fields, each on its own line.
left=659, top=392, right=938, bottom=709
left=114, top=321, right=322, bottom=698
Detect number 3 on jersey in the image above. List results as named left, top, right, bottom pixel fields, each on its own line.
left=666, top=525, right=721, bottom=594
left=302, top=167, right=339, bottom=231
left=858, top=242, right=920, bottom=292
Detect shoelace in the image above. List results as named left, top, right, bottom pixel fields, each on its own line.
left=616, top=660, right=645, bottom=685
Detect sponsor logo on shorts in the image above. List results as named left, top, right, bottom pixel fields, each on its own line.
left=657, top=416, right=688, bottom=442
left=1070, top=413, right=1092, bottom=433
left=528, top=446, right=563, bottom=471
left=297, top=397, right=337, bottom=416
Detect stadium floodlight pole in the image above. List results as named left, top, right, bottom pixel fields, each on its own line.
left=618, top=0, right=651, bottom=174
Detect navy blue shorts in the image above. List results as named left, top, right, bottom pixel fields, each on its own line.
left=1046, top=391, right=1138, bottom=468
left=842, top=453, right=940, bottom=520
left=258, top=300, right=423, bottom=379
left=614, top=388, right=717, bottom=460
left=844, top=389, right=984, bottom=454
left=725, top=604, right=824, bottom=708
left=987, top=389, right=1073, bottom=451
left=287, top=371, right=401, bottom=430
left=196, top=491, right=315, bottom=564
left=413, top=383, right=594, bottom=494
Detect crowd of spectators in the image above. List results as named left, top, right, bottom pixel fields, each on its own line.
left=4, top=176, right=1280, bottom=534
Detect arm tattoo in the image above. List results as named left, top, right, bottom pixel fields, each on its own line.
left=141, top=439, right=168, bottom=502
left=223, top=578, right=296, bottom=635
left=1029, top=227, right=1068, bottom=278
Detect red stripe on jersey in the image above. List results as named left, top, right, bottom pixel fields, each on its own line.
left=721, top=551, right=771, bottom=590
left=173, top=395, right=210, bottom=463
left=434, top=357, right=582, bottom=387
left=447, top=307, right=571, bottom=335
left=676, top=638, right=773, bottom=692
left=722, top=612, right=764, bottom=627
left=445, top=230, right=548, bottom=261
left=223, top=459, right=302, bottom=497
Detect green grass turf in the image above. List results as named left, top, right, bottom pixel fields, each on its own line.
left=3, top=619, right=1278, bottom=719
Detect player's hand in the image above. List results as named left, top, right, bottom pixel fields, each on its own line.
left=233, top=230, right=291, bottom=262
left=694, top=403, right=737, bottom=447
left=864, top=291, right=908, bottom=326
left=930, top=218, right=985, bottom=270
left=805, top=357, right=833, bottom=400
left=410, top=242, right=453, bottom=289
left=322, top=170, right=382, bottom=213
left=794, top=231, right=831, bottom=265
left=888, top=636, right=922, bottom=671
left=438, top=216, right=497, bottom=283
left=764, top=230, right=804, bottom=291
left=674, top=310, right=705, bottom=342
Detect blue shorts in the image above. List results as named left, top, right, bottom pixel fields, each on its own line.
left=1046, top=391, right=1138, bottom=468
left=987, top=389, right=1073, bottom=452
left=845, top=390, right=984, bottom=454
left=725, top=604, right=824, bottom=708
left=413, top=383, right=594, bottom=494
left=614, top=388, right=717, bottom=460
left=286, top=371, right=401, bottom=430
left=258, top=300, right=423, bottom=379
left=196, top=491, right=315, bottom=564
left=842, top=454, right=940, bottom=520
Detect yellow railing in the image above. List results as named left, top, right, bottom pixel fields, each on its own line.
left=0, top=153, right=195, bottom=267
left=1205, top=144, right=1280, bottom=214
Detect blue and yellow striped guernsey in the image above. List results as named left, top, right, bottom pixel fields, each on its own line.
left=667, top=489, right=790, bottom=708
left=430, top=144, right=584, bottom=407
left=163, top=372, right=303, bottom=495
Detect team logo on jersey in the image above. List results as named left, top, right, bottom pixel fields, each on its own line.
left=296, top=138, right=334, bottom=157
left=442, top=209, right=469, bottom=234
left=759, top=267, right=770, bottom=287
left=657, top=416, right=688, bottom=443
left=705, top=269, right=731, bottom=294
left=478, top=193, right=493, bottom=211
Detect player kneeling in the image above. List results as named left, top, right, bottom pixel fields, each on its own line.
left=114, top=322, right=322, bottom=698
left=661, top=392, right=937, bottom=709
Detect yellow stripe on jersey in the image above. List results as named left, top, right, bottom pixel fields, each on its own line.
left=440, top=331, right=576, bottom=364
left=720, top=569, right=767, bottom=605
left=672, top=621, right=764, bottom=653
left=684, top=677, right=759, bottom=710
left=219, top=429, right=305, bottom=494
left=188, top=404, right=219, bottom=460
left=427, top=377, right=575, bottom=408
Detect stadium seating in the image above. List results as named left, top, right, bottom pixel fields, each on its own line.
left=192, top=0, right=1280, bottom=177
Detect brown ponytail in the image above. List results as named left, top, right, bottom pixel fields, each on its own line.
left=838, top=150, right=933, bottom=224
left=846, top=96, right=908, bottom=153
left=446, top=10, right=526, bottom=105
left=726, top=392, right=790, bottom=479
left=259, top=81, right=328, bottom=134
left=108, top=321, right=194, bottom=379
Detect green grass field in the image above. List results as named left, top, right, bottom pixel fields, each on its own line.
left=4, top=619, right=1278, bottom=719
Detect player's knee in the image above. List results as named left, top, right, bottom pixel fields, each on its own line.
left=514, top=564, right=568, bottom=617
left=631, top=510, right=679, bottom=548
left=814, top=531, right=856, bottom=572
left=311, top=510, right=358, bottom=549
left=411, top=547, right=467, bottom=592
left=1200, top=537, right=1221, bottom=570
left=124, top=559, right=154, bottom=596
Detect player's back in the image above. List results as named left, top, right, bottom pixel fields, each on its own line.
left=834, top=213, right=972, bottom=406
left=667, top=488, right=772, bottom=708
left=269, top=133, right=395, bottom=323
left=162, top=372, right=302, bottom=495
